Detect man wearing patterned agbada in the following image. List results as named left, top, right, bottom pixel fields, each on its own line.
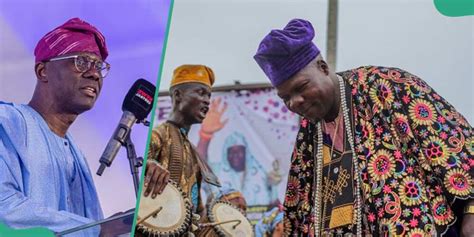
left=254, top=18, right=473, bottom=236
left=140, top=64, right=218, bottom=236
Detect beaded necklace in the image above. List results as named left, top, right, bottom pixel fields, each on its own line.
left=313, top=75, right=362, bottom=236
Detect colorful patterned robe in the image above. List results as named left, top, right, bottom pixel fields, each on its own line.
left=283, top=66, right=473, bottom=236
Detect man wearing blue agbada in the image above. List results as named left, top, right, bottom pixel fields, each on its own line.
left=0, top=18, right=124, bottom=237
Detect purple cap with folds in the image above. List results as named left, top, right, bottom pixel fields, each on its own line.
left=34, top=17, right=108, bottom=62
left=254, top=19, right=320, bottom=87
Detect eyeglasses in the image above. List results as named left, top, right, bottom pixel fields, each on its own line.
left=46, top=55, right=111, bottom=78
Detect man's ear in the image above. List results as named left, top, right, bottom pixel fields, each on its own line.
left=173, top=88, right=182, bottom=103
left=35, top=62, right=48, bottom=82
left=316, top=59, right=330, bottom=76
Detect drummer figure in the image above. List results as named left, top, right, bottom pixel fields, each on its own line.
left=139, top=64, right=218, bottom=236
left=254, top=206, right=285, bottom=237
left=211, top=188, right=247, bottom=213
left=197, top=188, right=248, bottom=237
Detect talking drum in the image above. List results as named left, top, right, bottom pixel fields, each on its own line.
left=205, top=201, right=254, bottom=237
left=136, top=181, right=192, bottom=236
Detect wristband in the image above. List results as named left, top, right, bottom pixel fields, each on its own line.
left=199, top=130, right=213, bottom=140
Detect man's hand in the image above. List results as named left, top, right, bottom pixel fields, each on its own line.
left=201, top=97, right=228, bottom=135
left=461, top=206, right=474, bottom=237
left=143, top=160, right=170, bottom=198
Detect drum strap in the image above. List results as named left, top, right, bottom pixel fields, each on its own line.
left=167, top=122, right=221, bottom=188
left=190, top=144, right=221, bottom=188
left=168, top=125, right=184, bottom=183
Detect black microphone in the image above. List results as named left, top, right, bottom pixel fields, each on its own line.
left=96, top=79, right=156, bottom=176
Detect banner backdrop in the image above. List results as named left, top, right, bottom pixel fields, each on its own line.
left=155, top=87, right=299, bottom=219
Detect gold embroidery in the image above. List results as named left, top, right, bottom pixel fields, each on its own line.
left=323, top=168, right=350, bottom=204
left=323, top=146, right=331, bottom=165
left=329, top=205, right=353, bottom=228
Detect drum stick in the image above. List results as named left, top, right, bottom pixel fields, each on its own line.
left=136, top=206, right=163, bottom=225
left=199, top=219, right=242, bottom=229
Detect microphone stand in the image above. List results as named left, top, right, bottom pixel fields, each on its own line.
left=124, top=129, right=142, bottom=197
left=125, top=119, right=150, bottom=197
left=97, top=120, right=147, bottom=197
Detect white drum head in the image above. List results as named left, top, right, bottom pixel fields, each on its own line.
left=137, top=181, right=191, bottom=236
left=209, top=202, right=254, bottom=237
